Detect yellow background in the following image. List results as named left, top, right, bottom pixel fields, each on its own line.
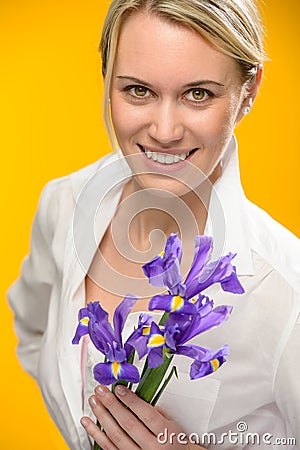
left=1, top=0, right=299, bottom=448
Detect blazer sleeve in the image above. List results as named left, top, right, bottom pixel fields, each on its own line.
left=274, top=307, right=300, bottom=442
left=8, top=181, right=59, bottom=380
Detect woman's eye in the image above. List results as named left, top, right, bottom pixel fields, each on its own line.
left=185, top=88, right=210, bottom=102
left=129, top=86, right=150, bottom=98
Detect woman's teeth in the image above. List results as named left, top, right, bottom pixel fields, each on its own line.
left=142, top=147, right=191, bottom=164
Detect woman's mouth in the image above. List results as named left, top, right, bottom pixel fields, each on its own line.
left=137, top=144, right=197, bottom=165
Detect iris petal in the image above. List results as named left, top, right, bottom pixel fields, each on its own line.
left=93, top=362, right=119, bottom=385
left=220, top=266, right=245, bottom=294
left=148, top=347, right=164, bottom=368
left=148, top=334, right=166, bottom=348
left=119, top=362, right=141, bottom=383
left=200, top=344, right=229, bottom=362
left=182, top=305, right=233, bottom=342
left=142, top=234, right=182, bottom=289
left=126, top=313, right=154, bottom=358
left=113, top=295, right=138, bottom=345
left=72, top=317, right=89, bottom=344
left=185, top=236, right=213, bottom=288
left=165, top=233, right=183, bottom=262
left=190, top=356, right=227, bottom=380
left=149, top=294, right=197, bottom=314
left=89, top=321, right=112, bottom=353
left=175, top=344, right=211, bottom=360
left=171, top=295, right=185, bottom=312
left=78, top=307, right=89, bottom=321
left=93, top=361, right=140, bottom=385
left=199, top=253, right=243, bottom=292
left=127, top=334, right=148, bottom=358
left=111, top=361, right=122, bottom=379
left=87, top=302, right=109, bottom=325
left=72, top=307, right=90, bottom=344
left=195, top=295, right=214, bottom=315
left=149, top=294, right=175, bottom=312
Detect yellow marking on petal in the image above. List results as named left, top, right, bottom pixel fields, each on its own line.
left=159, top=250, right=165, bottom=258
left=142, top=326, right=151, bottom=336
left=80, top=317, right=89, bottom=326
left=111, top=361, right=121, bottom=379
left=210, top=359, right=220, bottom=372
left=190, top=296, right=197, bottom=304
left=148, top=334, right=166, bottom=348
left=171, top=295, right=184, bottom=312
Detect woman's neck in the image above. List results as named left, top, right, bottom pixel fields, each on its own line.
left=115, top=162, right=222, bottom=254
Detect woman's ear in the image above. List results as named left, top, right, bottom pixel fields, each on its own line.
left=247, top=64, right=263, bottom=103
left=237, top=64, right=263, bottom=121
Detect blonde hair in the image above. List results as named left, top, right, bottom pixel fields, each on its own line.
left=100, top=0, right=266, bottom=150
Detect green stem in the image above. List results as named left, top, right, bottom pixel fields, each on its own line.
left=151, top=365, right=178, bottom=406
left=158, top=311, right=169, bottom=326
left=93, top=441, right=101, bottom=450
left=135, top=354, right=174, bottom=403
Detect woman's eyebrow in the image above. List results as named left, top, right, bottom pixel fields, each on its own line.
left=116, top=76, right=153, bottom=87
left=116, top=75, right=225, bottom=88
left=183, top=79, right=225, bottom=88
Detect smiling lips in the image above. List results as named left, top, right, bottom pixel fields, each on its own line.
left=138, top=144, right=197, bottom=165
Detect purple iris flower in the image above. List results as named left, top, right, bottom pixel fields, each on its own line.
left=72, top=296, right=141, bottom=385
left=126, top=313, right=154, bottom=359
left=189, top=345, right=229, bottom=379
left=145, top=299, right=232, bottom=379
left=143, top=234, right=244, bottom=314
left=142, top=233, right=182, bottom=290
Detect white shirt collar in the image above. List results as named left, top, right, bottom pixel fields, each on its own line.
left=206, top=135, right=254, bottom=275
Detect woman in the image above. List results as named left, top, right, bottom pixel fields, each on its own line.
left=8, top=0, right=300, bottom=449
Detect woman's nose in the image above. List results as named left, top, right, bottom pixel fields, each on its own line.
left=147, top=102, right=185, bottom=145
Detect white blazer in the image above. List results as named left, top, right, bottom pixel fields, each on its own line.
left=8, top=137, right=300, bottom=449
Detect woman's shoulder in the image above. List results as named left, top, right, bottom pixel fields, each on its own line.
left=43, top=152, right=117, bottom=198
left=35, top=152, right=119, bottom=236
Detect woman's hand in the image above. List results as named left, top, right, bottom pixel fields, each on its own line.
left=81, top=384, right=205, bottom=449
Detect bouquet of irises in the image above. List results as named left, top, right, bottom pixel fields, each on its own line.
left=72, top=234, right=244, bottom=449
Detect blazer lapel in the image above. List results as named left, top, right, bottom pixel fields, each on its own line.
left=56, top=153, right=132, bottom=441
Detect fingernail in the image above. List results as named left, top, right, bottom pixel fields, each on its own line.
left=81, top=418, right=89, bottom=429
left=89, top=396, right=99, bottom=407
left=95, top=385, right=107, bottom=397
left=115, top=385, right=127, bottom=396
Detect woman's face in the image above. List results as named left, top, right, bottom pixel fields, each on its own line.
left=110, top=11, right=249, bottom=194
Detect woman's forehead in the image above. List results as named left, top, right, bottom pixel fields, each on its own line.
left=113, top=11, right=239, bottom=87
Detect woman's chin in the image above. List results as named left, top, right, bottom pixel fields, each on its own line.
left=131, top=172, right=199, bottom=198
